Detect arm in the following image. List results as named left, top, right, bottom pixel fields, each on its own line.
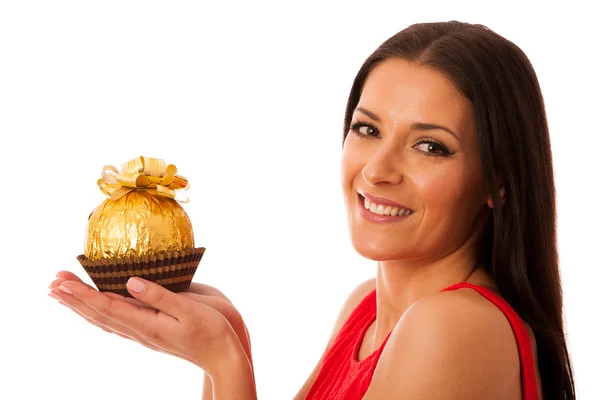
left=50, top=274, right=257, bottom=400
left=178, top=283, right=251, bottom=400
left=202, top=321, right=254, bottom=400
left=293, top=278, right=376, bottom=400
left=363, top=290, right=521, bottom=399
left=208, top=332, right=257, bottom=400
left=202, top=374, right=212, bottom=400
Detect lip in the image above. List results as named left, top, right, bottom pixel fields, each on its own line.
left=357, top=193, right=413, bottom=223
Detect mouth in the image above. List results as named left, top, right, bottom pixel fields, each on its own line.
left=357, top=193, right=414, bottom=219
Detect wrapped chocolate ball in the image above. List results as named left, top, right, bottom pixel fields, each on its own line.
left=77, top=156, right=205, bottom=297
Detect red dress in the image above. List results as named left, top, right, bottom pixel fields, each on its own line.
left=304, top=282, right=538, bottom=399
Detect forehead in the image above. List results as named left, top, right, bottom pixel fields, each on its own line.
left=358, top=58, right=474, bottom=133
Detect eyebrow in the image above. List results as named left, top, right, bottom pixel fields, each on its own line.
left=355, top=106, right=460, bottom=141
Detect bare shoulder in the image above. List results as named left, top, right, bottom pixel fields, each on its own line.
left=330, top=278, right=377, bottom=337
left=347, top=277, right=377, bottom=301
left=365, top=288, right=521, bottom=399
left=341, top=278, right=377, bottom=314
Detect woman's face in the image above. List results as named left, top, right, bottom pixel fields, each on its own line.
left=341, top=57, right=490, bottom=262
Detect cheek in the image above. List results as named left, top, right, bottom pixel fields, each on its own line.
left=412, top=162, right=485, bottom=222
left=414, top=168, right=463, bottom=206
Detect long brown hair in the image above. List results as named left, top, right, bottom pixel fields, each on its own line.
left=342, top=21, right=575, bottom=399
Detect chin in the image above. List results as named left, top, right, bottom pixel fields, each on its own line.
left=350, top=236, right=407, bottom=262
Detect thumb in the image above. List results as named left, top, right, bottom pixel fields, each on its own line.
left=126, top=277, right=185, bottom=319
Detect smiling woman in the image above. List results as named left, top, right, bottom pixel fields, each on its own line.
left=48, top=20, right=575, bottom=400
left=342, top=58, right=488, bottom=264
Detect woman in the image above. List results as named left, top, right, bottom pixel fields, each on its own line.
left=48, top=21, right=576, bottom=399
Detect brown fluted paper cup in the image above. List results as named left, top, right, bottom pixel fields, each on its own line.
left=77, top=247, right=205, bottom=297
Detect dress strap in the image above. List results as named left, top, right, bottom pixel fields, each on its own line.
left=441, top=282, right=538, bottom=400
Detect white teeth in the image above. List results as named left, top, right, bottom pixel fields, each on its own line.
left=362, top=195, right=411, bottom=217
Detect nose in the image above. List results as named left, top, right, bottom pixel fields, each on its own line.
left=361, top=142, right=404, bottom=186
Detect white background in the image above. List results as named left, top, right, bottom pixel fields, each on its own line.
left=1, top=1, right=598, bottom=399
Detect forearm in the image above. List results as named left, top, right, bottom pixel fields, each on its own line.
left=202, top=357, right=255, bottom=400
left=202, top=324, right=255, bottom=400
left=202, top=373, right=213, bottom=400
left=209, top=343, right=257, bottom=400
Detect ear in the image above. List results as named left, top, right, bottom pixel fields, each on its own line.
left=486, top=186, right=506, bottom=208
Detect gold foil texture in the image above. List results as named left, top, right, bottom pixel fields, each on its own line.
left=84, top=190, right=194, bottom=261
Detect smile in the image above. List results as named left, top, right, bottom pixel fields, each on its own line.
left=358, top=193, right=414, bottom=223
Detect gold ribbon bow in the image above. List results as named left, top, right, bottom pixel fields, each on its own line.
left=98, top=156, right=190, bottom=203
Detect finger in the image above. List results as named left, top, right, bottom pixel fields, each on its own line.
left=51, top=278, right=154, bottom=309
left=61, top=300, right=134, bottom=339
left=179, top=292, right=234, bottom=316
left=59, top=300, right=171, bottom=355
left=49, top=278, right=65, bottom=289
left=56, top=271, right=85, bottom=282
left=187, top=282, right=231, bottom=303
left=120, top=296, right=156, bottom=309
left=59, top=280, right=179, bottom=336
left=51, top=287, right=172, bottom=358
left=55, top=272, right=143, bottom=307
left=125, top=278, right=187, bottom=320
left=50, top=276, right=89, bottom=290
left=103, top=292, right=155, bottom=309
left=51, top=287, right=134, bottom=335
left=50, top=282, right=156, bottom=315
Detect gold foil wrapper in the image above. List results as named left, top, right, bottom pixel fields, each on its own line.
left=84, top=190, right=194, bottom=261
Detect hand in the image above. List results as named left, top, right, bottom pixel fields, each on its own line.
left=48, top=271, right=252, bottom=377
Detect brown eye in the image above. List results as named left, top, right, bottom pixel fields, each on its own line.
left=358, top=125, right=378, bottom=136
left=350, top=120, right=380, bottom=138
left=414, top=140, right=451, bottom=156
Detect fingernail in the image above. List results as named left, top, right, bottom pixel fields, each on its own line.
left=48, top=292, right=61, bottom=300
left=127, top=278, right=145, bottom=293
left=57, top=285, right=72, bottom=294
left=49, top=280, right=62, bottom=289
